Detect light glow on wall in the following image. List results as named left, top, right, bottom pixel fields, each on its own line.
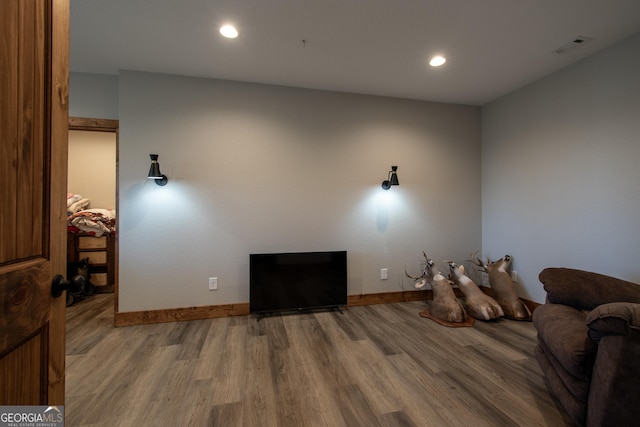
left=219, top=24, right=238, bottom=39
left=429, top=55, right=446, bottom=67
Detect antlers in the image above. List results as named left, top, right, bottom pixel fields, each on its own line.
left=405, top=252, right=433, bottom=277
left=405, top=252, right=436, bottom=289
left=468, top=250, right=488, bottom=272
left=404, top=267, right=423, bottom=281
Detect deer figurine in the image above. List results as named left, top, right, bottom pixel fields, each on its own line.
left=469, top=252, right=531, bottom=321
left=406, top=253, right=467, bottom=323
left=404, top=251, right=435, bottom=290
left=446, top=261, right=504, bottom=320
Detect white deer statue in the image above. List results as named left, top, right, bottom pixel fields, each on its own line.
left=469, top=252, right=531, bottom=321
left=406, top=252, right=467, bottom=323
left=446, top=261, right=504, bottom=320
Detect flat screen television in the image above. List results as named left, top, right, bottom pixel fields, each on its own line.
left=250, top=250, right=347, bottom=316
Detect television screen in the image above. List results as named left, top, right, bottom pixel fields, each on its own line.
left=250, top=251, right=347, bottom=315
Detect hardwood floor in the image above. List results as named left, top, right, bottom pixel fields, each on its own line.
left=65, top=294, right=572, bottom=426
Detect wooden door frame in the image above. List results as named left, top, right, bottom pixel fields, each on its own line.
left=49, top=0, right=70, bottom=404
left=68, top=117, right=119, bottom=319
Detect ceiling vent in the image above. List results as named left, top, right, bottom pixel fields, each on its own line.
left=553, top=36, right=593, bottom=54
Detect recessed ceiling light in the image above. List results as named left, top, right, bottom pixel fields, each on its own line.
left=219, top=25, right=238, bottom=39
left=429, top=56, right=446, bottom=67
left=552, top=35, right=593, bottom=54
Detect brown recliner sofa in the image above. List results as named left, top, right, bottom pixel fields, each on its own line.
left=532, top=268, right=640, bottom=426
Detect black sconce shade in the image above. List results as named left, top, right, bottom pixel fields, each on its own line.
left=148, top=154, right=168, bottom=186
left=381, top=166, right=399, bottom=190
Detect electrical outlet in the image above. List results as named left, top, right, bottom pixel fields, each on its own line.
left=511, top=271, right=518, bottom=282
left=381, top=268, right=388, bottom=280
left=208, top=277, right=218, bottom=290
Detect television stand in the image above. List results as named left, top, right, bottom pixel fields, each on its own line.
left=255, top=305, right=345, bottom=322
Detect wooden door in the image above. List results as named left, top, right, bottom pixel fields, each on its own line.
left=0, top=0, right=69, bottom=405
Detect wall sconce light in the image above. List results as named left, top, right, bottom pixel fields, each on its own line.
left=147, top=154, right=168, bottom=186
left=381, top=166, right=399, bottom=190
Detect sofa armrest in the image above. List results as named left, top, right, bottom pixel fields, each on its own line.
left=586, top=302, right=640, bottom=343
left=587, top=331, right=640, bottom=426
left=539, top=268, right=640, bottom=310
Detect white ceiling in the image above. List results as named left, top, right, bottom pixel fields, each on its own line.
left=70, top=0, right=640, bottom=106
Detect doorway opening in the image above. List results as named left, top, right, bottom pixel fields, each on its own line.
left=68, top=117, right=119, bottom=316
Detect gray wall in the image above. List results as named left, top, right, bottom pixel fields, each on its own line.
left=481, top=33, right=640, bottom=303
left=70, top=32, right=640, bottom=310
left=69, top=72, right=118, bottom=119
left=109, top=71, right=480, bottom=311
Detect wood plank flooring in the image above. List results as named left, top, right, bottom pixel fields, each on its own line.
left=65, top=295, right=573, bottom=426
